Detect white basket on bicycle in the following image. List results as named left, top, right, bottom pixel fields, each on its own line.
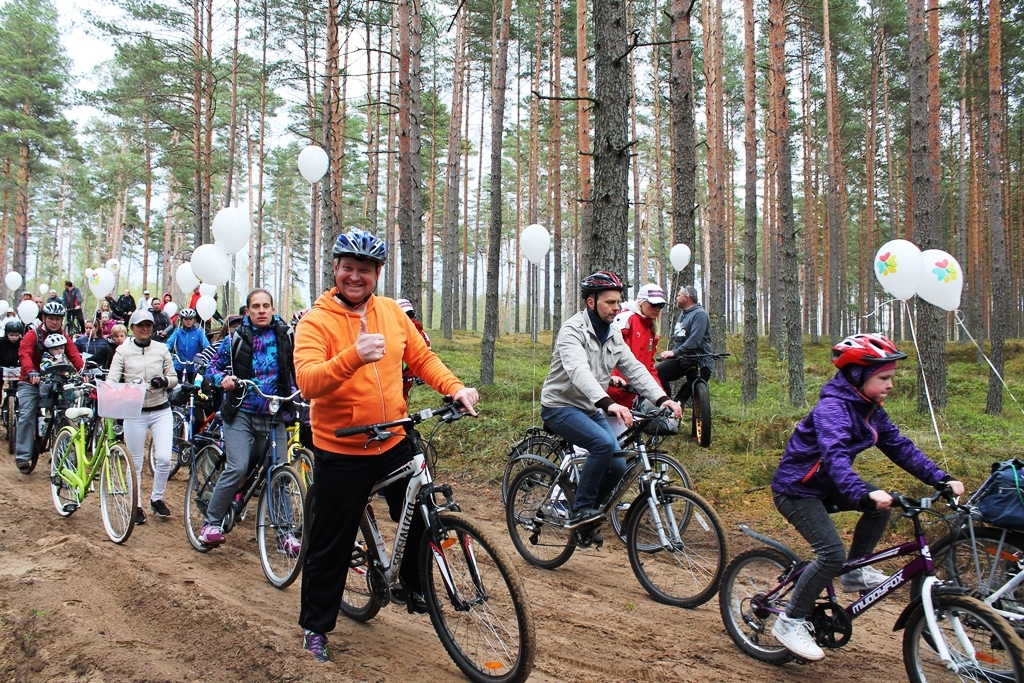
left=96, top=380, right=146, bottom=419
left=2, top=367, right=19, bottom=381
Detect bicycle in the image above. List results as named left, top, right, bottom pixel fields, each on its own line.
left=183, top=379, right=306, bottom=589
left=322, top=398, right=535, bottom=683
left=501, top=409, right=693, bottom=544
left=48, top=376, right=139, bottom=544
left=147, top=357, right=218, bottom=479
left=284, top=401, right=313, bottom=490
left=718, top=489, right=1024, bottom=682
left=25, top=362, right=77, bottom=473
left=3, top=367, right=19, bottom=455
left=664, top=351, right=729, bottom=448
left=505, top=407, right=727, bottom=608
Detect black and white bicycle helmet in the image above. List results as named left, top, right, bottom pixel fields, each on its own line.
left=41, top=301, right=66, bottom=317
left=580, top=270, right=624, bottom=294
left=179, top=308, right=198, bottom=319
left=332, top=229, right=387, bottom=264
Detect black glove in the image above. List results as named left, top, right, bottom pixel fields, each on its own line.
left=150, top=376, right=168, bottom=389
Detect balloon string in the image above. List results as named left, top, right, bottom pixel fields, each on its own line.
left=861, top=297, right=901, bottom=321
left=953, top=311, right=1024, bottom=418
left=903, top=300, right=945, bottom=469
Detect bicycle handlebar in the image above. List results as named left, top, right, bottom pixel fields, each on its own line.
left=334, top=396, right=469, bottom=439
left=888, top=487, right=955, bottom=512
left=234, top=378, right=301, bottom=403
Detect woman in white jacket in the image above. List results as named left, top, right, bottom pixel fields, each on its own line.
left=107, top=309, right=178, bottom=525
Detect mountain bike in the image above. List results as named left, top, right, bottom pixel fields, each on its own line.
left=718, top=489, right=1024, bottom=682
left=49, top=375, right=139, bottom=543
left=3, top=367, right=19, bottom=455
left=322, top=398, right=535, bottom=683
left=665, top=351, right=729, bottom=448
left=183, top=380, right=306, bottom=589
left=501, top=411, right=693, bottom=544
left=505, top=407, right=727, bottom=608
left=285, top=401, right=313, bottom=490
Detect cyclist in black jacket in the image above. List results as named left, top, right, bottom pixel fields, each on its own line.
left=0, top=320, right=24, bottom=368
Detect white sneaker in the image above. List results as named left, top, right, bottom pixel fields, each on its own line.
left=770, top=613, right=825, bottom=661
left=841, top=566, right=888, bottom=593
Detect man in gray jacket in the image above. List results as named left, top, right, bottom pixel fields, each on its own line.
left=540, top=271, right=681, bottom=531
left=655, top=285, right=712, bottom=405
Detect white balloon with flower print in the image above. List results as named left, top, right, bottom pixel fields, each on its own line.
left=105, top=258, right=120, bottom=274
left=873, top=239, right=923, bottom=301
left=916, top=249, right=963, bottom=312
left=88, top=268, right=116, bottom=299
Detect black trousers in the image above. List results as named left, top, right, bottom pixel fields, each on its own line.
left=653, top=358, right=710, bottom=405
left=298, top=440, right=426, bottom=634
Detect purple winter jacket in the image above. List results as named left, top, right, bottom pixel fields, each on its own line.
left=771, top=372, right=948, bottom=509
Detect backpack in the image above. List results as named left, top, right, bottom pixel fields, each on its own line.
left=975, top=459, right=1024, bottom=532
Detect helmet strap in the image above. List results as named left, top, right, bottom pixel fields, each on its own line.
left=335, top=291, right=371, bottom=309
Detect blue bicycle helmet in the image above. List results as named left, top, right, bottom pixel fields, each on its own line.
left=332, top=229, right=387, bottom=264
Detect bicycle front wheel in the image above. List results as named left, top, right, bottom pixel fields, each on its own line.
left=609, top=453, right=693, bottom=544
left=184, top=444, right=224, bottom=552
left=421, top=512, right=535, bottom=683
left=290, top=446, right=315, bottom=491
left=49, top=427, right=78, bottom=517
left=6, top=393, right=16, bottom=455
left=718, top=548, right=794, bottom=664
left=99, top=443, right=138, bottom=544
left=505, top=464, right=576, bottom=569
left=625, top=486, right=727, bottom=608
left=903, top=593, right=1024, bottom=683
left=256, top=465, right=305, bottom=589
left=693, top=381, right=712, bottom=448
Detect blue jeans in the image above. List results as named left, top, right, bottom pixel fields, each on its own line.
left=773, top=492, right=891, bottom=618
left=541, top=405, right=626, bottom=512
left=205, top=411, right=286, bottom=526
left=15, top=382, right=39, bottom=463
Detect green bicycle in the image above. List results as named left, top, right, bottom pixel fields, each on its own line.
left=49, top=376, right=139, bottom=544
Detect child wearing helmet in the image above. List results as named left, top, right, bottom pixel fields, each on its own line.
left=40, top=334, right=68, bottom=373
left=768, top=333, right=964, bottom=662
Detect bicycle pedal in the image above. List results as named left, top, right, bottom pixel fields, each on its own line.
left=62, top=503, right=79, bottom=513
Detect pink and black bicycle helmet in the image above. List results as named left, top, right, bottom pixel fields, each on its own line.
left=831, top=333, right=907, bottom=369
left=580, top=271, right=624, bottom=295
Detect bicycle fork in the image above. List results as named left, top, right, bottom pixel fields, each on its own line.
left=919, top=575, right=974, bottom=674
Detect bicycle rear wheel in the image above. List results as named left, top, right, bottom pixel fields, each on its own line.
left=49, top=427, right=78, bottom=516
left=718, top=548, right=795, bottom=664
left=500, top=433, right=565, bottom=503
left=903, top=593, right=1024, bottom=683
left=609, top=454, right=692, bottom=544
left=421, top=512, right=535, bottom=683
left=505, top=464, right=576, bottom=569
left=256, top=465, right=305, bottom=589
left=625, top=486, right=727, bottom=608
left=184, top=444, right=224, bottom=552
left=99, top=443, right=138, bottom=544
left=6, top=393, right=16, bottom=455
left=693, top=381, right=711, bottom=448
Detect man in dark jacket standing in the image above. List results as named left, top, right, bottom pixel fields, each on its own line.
left=654, top=285, right=712, bottom=405
left=62, top=281, right=85, bottom=335
left=116, top=288, right=137, bottom=318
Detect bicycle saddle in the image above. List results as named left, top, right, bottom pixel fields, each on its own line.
left=65, top=406, right=93, bottom=420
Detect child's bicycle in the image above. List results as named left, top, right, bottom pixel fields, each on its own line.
left=319, top=398, right=535, bottom=683
left=505, top=406, right=727, bottom=608
left=718, top=488, right=1024, bottom=682
left=183, top=380, right=306, bottom=589
left=49, top=375, right=139, bottom=544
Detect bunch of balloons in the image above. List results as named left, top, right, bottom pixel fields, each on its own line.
left=181, top=206, right=252, bottom=320
left=873, top=239, right=963, bottom=311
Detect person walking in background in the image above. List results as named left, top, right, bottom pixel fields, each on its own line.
left=62, top=280, right=85, bottom=335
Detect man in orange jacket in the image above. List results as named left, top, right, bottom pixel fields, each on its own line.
left=294, top=228, right=479, bottom=664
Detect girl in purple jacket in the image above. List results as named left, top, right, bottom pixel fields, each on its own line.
left=768, top=333, right=964, bottom=661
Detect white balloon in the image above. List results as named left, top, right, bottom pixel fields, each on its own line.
left=84, top=268, right=94, bottom=278
left=917, top=249, right=963, bottom=312
left=163, top=301, right=178, bottom=318
left=520, top=224, right=550, bottom=265
left=105, top=258, right=120, bottom=273
left=0, top=300, right=9, bottom=316
left=874, top=239, right=923, bottom=301
left=17, top=300, right=38, bottom=324
left=88, top=268, right=116, bottom=299
left=297, top=144, right=330, bottom=183
left=195, top=295, right=217, bottom=321
left=198, top=282, right=218, bottom=297
left=4, top=272, right=22, bottom=291
left=175, top=263, right=201, bottom=294
left=38, top=283, right=50, bottom=296
left=670, top=244, right=692, bottom=272
left=212, top=207, right=252, bottom=255
left=190, top=244, right=231, bottom=287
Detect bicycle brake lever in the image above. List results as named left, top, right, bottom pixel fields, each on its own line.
left=362, top=426, right=396, bottom=449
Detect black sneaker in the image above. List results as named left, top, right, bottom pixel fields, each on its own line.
left=409, top=592, right=429, bottom=614
left=150, top=499, right=171, bottom=518
left=566, top=508, right=605, bottom=529
left=15, top=459, right=32, bottom=474
left=135, top=507, right=147, bottom=526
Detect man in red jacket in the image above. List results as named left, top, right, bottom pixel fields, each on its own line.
left=608, top=283, right=667, bottom=408
left=15, top=301, right=83, bottom=472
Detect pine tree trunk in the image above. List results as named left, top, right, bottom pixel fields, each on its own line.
left=441, top=12, right=465, bottom=340
left=741, top=0, right=758, bottom=403
left=986, top=0, right=1007, bottom=414
left=576, top=0, right=592, bottom=279
left=551, top=0, right=564, bottom=331
left=703, top=0, right=726, bottom=377
left=670, top=0, right=695, bottom=289
left=823, top=0, right=844, bottom=343
left=397, top=0, right=424, bottom=311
